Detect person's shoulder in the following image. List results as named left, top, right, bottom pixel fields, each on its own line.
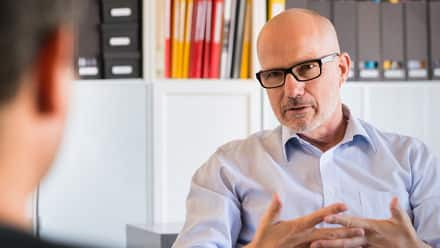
left=357, top=118, right=428, bottom=152
left=216, top=126, right=282, bottom=155
left=0, top=224, right=82, bottom=248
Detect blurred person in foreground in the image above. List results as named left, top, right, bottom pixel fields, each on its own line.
left=0, top=1, right=88, bottom=247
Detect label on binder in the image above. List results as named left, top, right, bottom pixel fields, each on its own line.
left=360, top=70, right=379, bottom=79
left=384, top=69, right=404, bottom=79
left=408, top=69, right=427, bottom=78
left=434, top=68, right=440, bottom=77
left=111, top=8, right=132, bottom=17
left=110, top=37, right=131, bottom=46
left=112, top=65, right=133, bottom=75
left=79, top=67, right=98, bottom=76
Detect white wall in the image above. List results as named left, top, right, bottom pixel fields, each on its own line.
left=38, top=80, right=149, bottom=247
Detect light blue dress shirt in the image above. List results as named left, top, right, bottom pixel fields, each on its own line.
left=173, top=107, right=440, bottom=247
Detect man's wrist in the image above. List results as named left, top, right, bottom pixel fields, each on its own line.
left=412, top=237, right=431, bottom=248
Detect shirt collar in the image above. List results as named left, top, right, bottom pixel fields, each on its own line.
left=281, top=104, right=377, bottom=161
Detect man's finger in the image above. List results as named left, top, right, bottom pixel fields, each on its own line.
left=293, top=203, right=347, bottom=229
left=259, top=193, right=282, bottom=227
left=306, top=227, right=364, bottom=243
left=389, top=197, right=407, bottom=222
left=286, top=227, right=364, bottom=247
left=310, top=236, right=368, bottom=248
left=324, top=215, right=372, bottom=229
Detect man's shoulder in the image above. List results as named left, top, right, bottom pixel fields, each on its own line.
left=0, top=224, right=81, bottom=248
left=357, top=118, right=427, bottom=151
left=216, top=126, right=282, bottom=155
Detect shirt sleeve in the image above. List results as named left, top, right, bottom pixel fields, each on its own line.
left=172, top=149, right=242, bottom=248
left=409, top=141, right=440, bottom=247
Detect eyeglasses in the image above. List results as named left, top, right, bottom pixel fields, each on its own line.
left=256, top=53, right=340, bottom=89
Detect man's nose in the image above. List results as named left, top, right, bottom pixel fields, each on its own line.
left=284, top=73, right=305, bottom=98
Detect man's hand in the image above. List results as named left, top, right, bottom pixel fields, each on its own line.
left=310, top=197, right=430, bottom=248
left=245, top=194, right=365, bottom=248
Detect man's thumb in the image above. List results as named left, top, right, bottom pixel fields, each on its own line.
left=390, top=197, right=405, bottom=221
left=260, top=193, right=282, bottom=227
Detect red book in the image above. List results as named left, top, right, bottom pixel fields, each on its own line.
left=202, top=0, right=213, bottom=78
left=208, top=0, right=224, bottom=78
left=189, top=0, right=207, bottom=78
left=164, top=0, right=172, bottom=78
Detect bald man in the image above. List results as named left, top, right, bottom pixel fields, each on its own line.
left=173, top=9, right=440, bottom=248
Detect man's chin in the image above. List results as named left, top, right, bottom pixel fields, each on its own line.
left=285, top=120, right=312, bottom=133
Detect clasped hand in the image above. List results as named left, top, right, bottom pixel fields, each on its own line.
left=246, top=195, right=428, bottom=248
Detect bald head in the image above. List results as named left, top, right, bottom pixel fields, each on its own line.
left=257, top=8, right=340, bottom=70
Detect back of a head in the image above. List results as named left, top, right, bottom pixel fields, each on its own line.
left=0, top=0, right=77, bottom=107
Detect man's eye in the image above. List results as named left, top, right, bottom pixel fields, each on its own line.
left=263, top=71, right=283, bottom=79
left=295, top=62, right=319, bottom=77
left=299, top=63, right=317, bottom=72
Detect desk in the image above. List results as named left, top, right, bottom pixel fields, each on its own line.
left=126, top=223, right=182, bottom=248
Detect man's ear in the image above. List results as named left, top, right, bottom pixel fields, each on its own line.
left=338, top=52, right=351, bottom=87
left=33, top=26, right=74, bottom=115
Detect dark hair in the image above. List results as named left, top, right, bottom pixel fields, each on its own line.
left=0, top=0, right=78, bottom=106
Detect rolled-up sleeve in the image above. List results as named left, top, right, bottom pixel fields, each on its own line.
left=173, top=149, right=242, bottom=248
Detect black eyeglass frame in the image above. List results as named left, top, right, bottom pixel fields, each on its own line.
left=256, top=53, right=340, bottom=89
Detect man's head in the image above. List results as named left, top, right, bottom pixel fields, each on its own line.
left=257, top=9, right=350, bottom=133
left=0, top=0, right=76, bottom=212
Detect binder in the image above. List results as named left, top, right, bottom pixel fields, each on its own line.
left=381, top=2, right=405, bottom=81
left=357, top=1, right=381, bottom=81
left=220, top=0, right=233, bottom=78
left=101, top=24, right=140, bottom=53
left=189, top=0, right=208, bottom=78
left=75, top=0, right=102, bottom=79
left=103, top=52, right=141, bottom=78
left=182, top=0, right=194, bottom=78
left=285, top=0, right=307, bottom=9
left=164, top=0, right=172, bottom=78
left=240, top=0, right=252, bottom=79
left=101, top=0, right=139, bottom=24
left=171, top=0, right=182, bottom=78
left=225, top=0, right=238, bottom=78
left=251, top=0, right=266, bottom=75
left=202, top=0, right=213, bottom=78
left=268, top=0, right=285, bottom=19
left=333, top=1, right=357, bottom=80
left=208, top=0, right=225, bottom=78
left=405, top=1, right=429, bottom=80
left=307, top=0, right=331, bottom=20
left=430, top=0, right=440, bottom=80
left=231, top=0, right=247, bottom=78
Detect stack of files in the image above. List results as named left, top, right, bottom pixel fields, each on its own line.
left=101, top=0, right=142, bottom=79
left=75, top=0, right=102, bottom=79
left=430, top=0, right=440, bottom=80
left=333, top=0, right=357, bottom=80
left=381, top=1, right=405, bottom=81
left=284, top=0, right=330, bottom=22
left=163, top=0, right=255, bottom=79
left=357, top=1, right=381, bottom=81
left=404, top=0, right=428, bottom=80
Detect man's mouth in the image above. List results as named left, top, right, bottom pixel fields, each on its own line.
left=286, top=105, right=310, bottom=112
